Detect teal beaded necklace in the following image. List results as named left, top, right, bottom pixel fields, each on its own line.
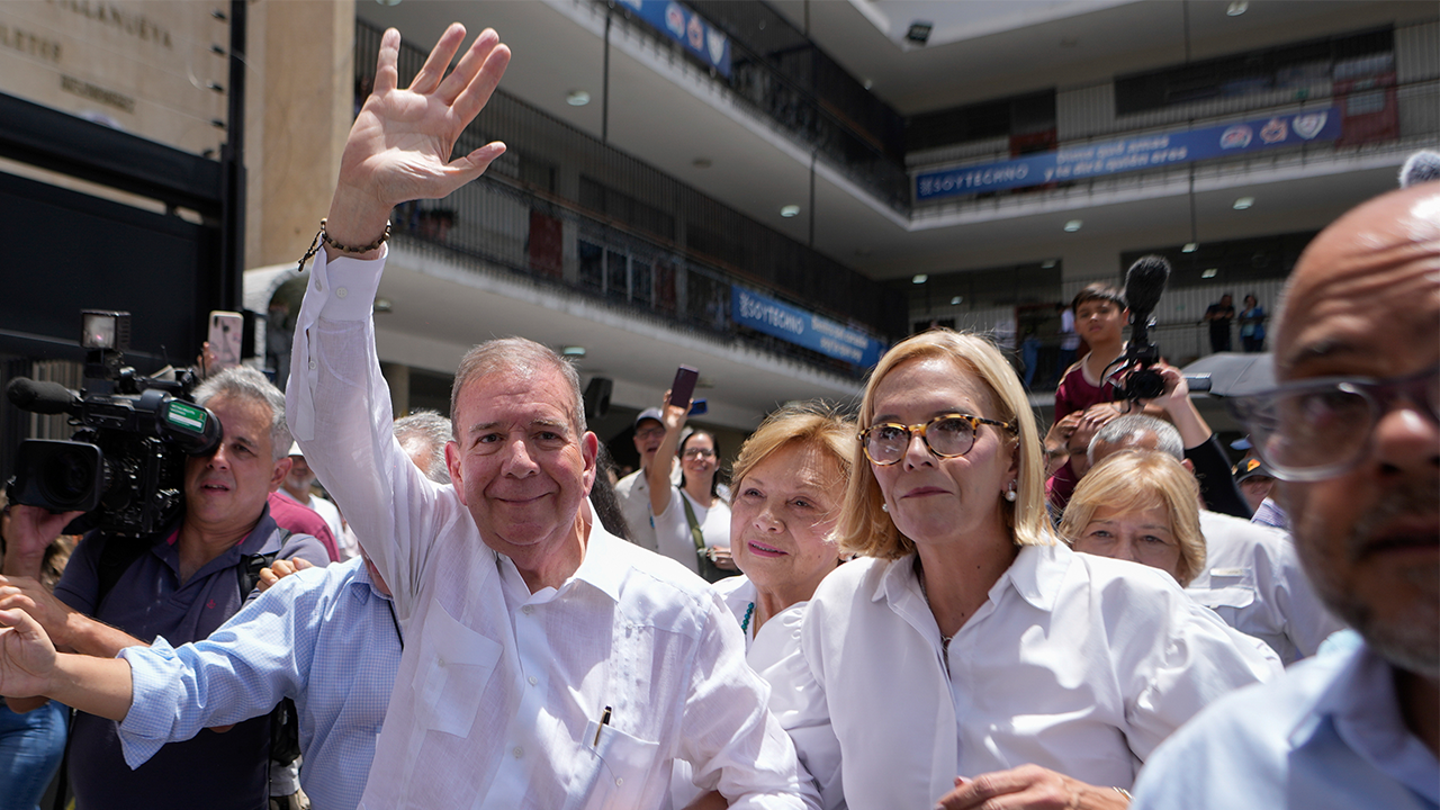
left=740, top=602, right=755, bottom=635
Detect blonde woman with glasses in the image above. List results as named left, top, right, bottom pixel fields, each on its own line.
left=774, top=329, right=1279, bottom=810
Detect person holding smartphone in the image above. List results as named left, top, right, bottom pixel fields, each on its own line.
left=648, top=379, right=734, bottom=582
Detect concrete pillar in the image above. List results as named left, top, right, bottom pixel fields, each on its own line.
left=248, top=0, right=357, bottom=270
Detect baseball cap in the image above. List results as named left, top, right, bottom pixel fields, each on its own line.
left=634, top=408, right=663, bottom=429
left=1233, top=456, right=1275, bottom=484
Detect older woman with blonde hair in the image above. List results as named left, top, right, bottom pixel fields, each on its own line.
left=1060, top=451, right=1206, bottom=586
left=775, top=328, right=1279, bottom=810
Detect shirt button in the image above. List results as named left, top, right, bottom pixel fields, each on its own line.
left=528, top=675, right=538, bottom=686
left=615, top=778, right=624, bottom=787
left=512, top=746, right=523, bottom=758
left=336, top=287, right=348, bottom=299
left=309, top=360, right=317, bottom=370
left=521, top=605, right=534, bottom=615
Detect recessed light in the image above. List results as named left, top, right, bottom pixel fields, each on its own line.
left=1063, top=220, right=1083, bottom=232
left=912, top=274, right=928, bottom=284
left=1182, top=242, right=1198, bottom=253
left=1201, top=268, right=1219, bottom=279
left=780, top=204, right=801, bottom=218
left=862, top=79, right=874, bottom=90
left=692, top=158, right=712, bottom=169
left=950, top=296, right=963, bottom=305
left=1226, top=2, right=1248, bottom=17
left=373, top=297, right=393, bottom=313
left=1233, top=196, right=1255, bottom=210
left=376, top=0, right=401, bottom=6
left=565, top=90, right=591, bottom=107
left=905, top=21, right=933, bottom=45
left=560, top=345, right=586, bottom=358
left=1041, top=259, right=1057, bottom=269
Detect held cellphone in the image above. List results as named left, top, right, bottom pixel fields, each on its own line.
left=688, top=399, right=708, bottom=416
left=668, top=365, right=699, bottom=409
left=208, top=310, right=244, bottom=371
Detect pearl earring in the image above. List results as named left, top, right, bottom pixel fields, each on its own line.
left=1004, top=482, right=1017, bottom=502
left=881, top=503, right=889, bottom=513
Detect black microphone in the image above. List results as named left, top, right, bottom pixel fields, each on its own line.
left=1399, top=150, right=1440, bottom=188
left=6, top=377, right=81, bottom=415
left=1124, top=254, right=1171, bottom=319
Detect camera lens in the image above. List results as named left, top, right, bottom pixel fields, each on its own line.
left=39, top=447, right=101, bottom=509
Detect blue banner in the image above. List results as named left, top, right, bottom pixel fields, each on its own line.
left=619, top=0, right=732, bottom=78
left=915, top=107, right=1341, bottom=201
left=732, top=287, right=886, bottom=368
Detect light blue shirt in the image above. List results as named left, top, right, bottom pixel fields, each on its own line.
left=117, top=557, right=401, bottom=810
left=1132, top=641, right=1440, bottom=809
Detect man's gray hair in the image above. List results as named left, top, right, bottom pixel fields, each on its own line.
left=394, top=409, right=452, bottom=484
left=1089, top=414, right=1184, bottom=464
left=194, top=366, right=291, bottom=460
left=449, top=338, right=586, bottom=439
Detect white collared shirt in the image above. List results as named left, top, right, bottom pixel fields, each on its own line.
left=782, top=544, right=1281, bottom=810
left=287, top=247, right=816, bottom=810
left=1188, top=511, right=1344, bottom=663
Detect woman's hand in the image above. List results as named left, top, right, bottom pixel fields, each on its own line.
left=708, top=546, right=737, bottom=571
left=936, top=765, right=1130, bottom=809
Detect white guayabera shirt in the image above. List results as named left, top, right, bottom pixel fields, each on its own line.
left=288, top=247, right=818, bottom=810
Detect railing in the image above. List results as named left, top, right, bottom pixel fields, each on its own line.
left=356, top=21, right=902, bottom=378
left=911, top=72, right=1440, bottom=210
left=582, top=0, right=911, bottom=213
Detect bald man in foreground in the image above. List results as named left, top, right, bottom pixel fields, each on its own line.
left=1130, top=183, right=1439, bottom=808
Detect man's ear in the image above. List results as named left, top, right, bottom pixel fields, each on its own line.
left=445, top=440, right=467, bottom=505
left=268, top=456, right=293, bottom=492
left=581, top=432, right=599, bottom=496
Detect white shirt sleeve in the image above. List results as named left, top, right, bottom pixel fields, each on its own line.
left=286, top=247, right=466, bottom=619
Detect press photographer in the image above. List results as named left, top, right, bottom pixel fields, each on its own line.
left=0, top=313, right=329, bottom=810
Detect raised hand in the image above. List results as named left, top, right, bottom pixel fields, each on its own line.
left=326, top=23, right=513, bottom=254
left=0, top=608, right=57, bottom=700
left=256, top=557, right=314, bottom=593
left=3, top=505, right=84, bottom=576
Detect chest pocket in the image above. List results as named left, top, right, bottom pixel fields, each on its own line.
left=579, top=720, right=661, bottom=810
left=412, top=597, right=502, bottom=738
left=1188, top=567, right=1256, bottom=611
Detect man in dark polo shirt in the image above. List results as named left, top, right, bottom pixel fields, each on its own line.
left=1, top=366, right=328, bottom=810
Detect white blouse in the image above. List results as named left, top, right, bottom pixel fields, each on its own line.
left=652, top=486, right=730, bottom=576
left=780, top=543, right=1282, bottom=810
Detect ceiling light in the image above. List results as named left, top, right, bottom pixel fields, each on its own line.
left=692, top=158, right=712, bottom=169
left=1201, top=268, right=1219, bottom=279
left=905, top=21, right=933, bottom=45
left=912, top=274, right=928, bottom=284
left=1063, top=220, right=1083, bottom=232
left=780, top=204, right=801, bottom=218
left=1233, top=196, right=1255, bottom=210
left=1226, top=2, right=1248, bottom=17
left=375, top=0, right=402, bottom=5
left=950, top=296, right=963, bottom=305
left=372, top=297, right=393, bottom=313
left=560, top=345, right=586, bottom=358
left=1182, top=242, right=1198, bottom=253
left=862, top=79, right=874, bottom=90
left=565, top=90, right=590, bottom=107
left=1041, top=259, right=1057, bottom=269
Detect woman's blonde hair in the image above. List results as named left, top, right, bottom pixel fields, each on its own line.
left=1058, top=451, right=1206, bottom=586
left=731, top=402, right=854, bottom=495
left=836, top=329, right=1050, bottom=559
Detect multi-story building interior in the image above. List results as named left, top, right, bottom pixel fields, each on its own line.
left=2, top=0, right=1436, bottom=471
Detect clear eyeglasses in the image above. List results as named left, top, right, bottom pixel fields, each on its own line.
left=859, top=413, right=1017, bottom=466
left=1228, top=364, right=1439, bottom=482
left=682, top=447, right=716, bottom=460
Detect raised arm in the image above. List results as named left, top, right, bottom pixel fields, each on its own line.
left=647, top=393, right=688, bottom=518
left=286, top=25, right=511, bottom=614
left=0, top=608, right=132, bottom=722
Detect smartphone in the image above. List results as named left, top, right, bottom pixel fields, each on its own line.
left=668, top=365, right=699, bottom=409
left=208, top=310, right=244, bottom=371
left=688, top=399, right=708, bottom=416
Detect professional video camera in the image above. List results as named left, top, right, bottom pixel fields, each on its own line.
left=1109, top=255, right=1171, bottom=402
left=6, top=310, right=222, bottom=537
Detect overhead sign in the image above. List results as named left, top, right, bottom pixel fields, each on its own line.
left=618, top=0, right=731, bottom=78
left=732, top=287, right=886, bottom=367
left=915, top=107, right=1342, bottom=201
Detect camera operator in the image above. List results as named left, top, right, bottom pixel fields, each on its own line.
left=0, top=365, right=329, bottom=810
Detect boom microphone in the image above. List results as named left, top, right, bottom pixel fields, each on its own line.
left=1399, top=150, right=1440, bottom=188
left=1123, top=254, right=1171, bottom=319
left=6, top=377, right=81, bottom=415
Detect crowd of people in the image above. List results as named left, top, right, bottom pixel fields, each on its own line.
left=0, top=24, right=1435, bottom=810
